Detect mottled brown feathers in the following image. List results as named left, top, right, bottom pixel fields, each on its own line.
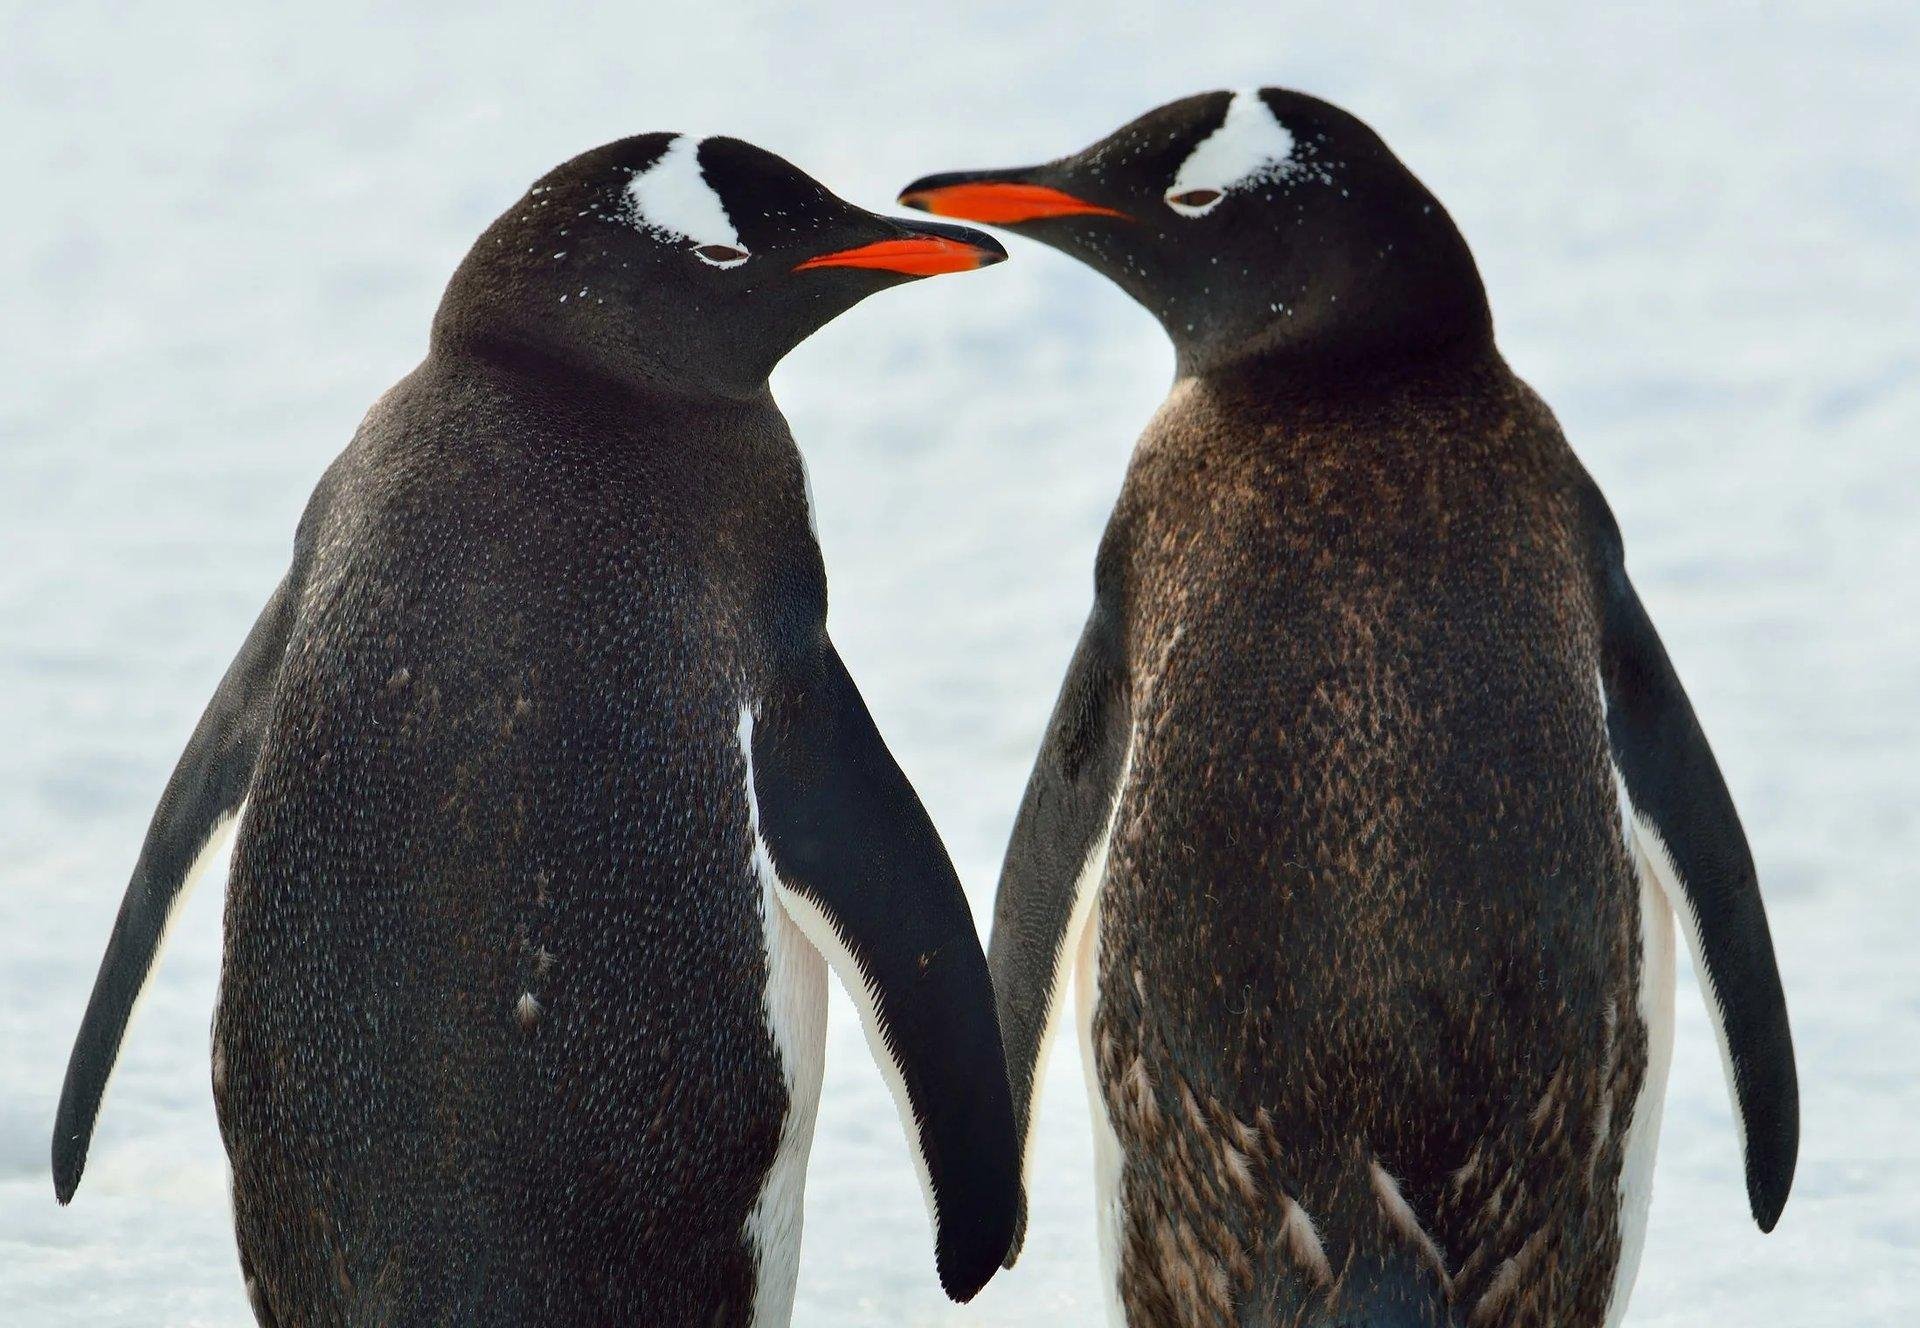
left=1089, top=352, right=1651, bottom=1326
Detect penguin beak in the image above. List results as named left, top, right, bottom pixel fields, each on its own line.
left=898, top=170, right=1129, bottom=224
left=794, top=219, right=1007, bottom=277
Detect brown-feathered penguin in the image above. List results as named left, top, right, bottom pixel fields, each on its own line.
left=53, top=133, right=1020, bottom=1325
left=901, top=88, right=1797, bottom=1327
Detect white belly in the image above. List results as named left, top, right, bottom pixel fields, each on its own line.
left=1075, top=895, right=1130, bottom=1328
left=1604, top=768, right=1679, bottom=1328
left=744, top=864, right=829, bottom=1328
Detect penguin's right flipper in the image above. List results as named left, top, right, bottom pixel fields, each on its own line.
left=53, top=575, right=298, bottom=1204
left=746, top=639, right=1019, bottom=1302
left=987, top=597, right=1132, bottom=1264
left=1596, top=537, right=1799, bottom=1232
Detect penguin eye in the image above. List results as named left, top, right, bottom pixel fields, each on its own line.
left=1165, top=187, right=1226, bottom=217
left=693, top=243, right=750, bottom=269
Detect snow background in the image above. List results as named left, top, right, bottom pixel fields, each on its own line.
left=2, top=1, right=1915, bottom=1322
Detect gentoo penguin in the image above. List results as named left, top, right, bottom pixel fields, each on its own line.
left=53, top=133, right=1019, bottom=1324
left=902, top=89, right=1797, bottom=1327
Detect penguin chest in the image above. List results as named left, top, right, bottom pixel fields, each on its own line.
left=1075, top=826, right=1677, bottom=1328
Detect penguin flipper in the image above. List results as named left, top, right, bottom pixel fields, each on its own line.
left=987, top=599, right=1131, bottom=1264
left=1599, top=558, right=1798, bottom=1231
left=745, top=639, right=1019, bottom=1303
left=53, top=574, right=297, bottom=1204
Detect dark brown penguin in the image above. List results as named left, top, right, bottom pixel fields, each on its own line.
left=902, top=89, right=1797, bottom=1327
left=53, top=133, right=1019, bottom=1325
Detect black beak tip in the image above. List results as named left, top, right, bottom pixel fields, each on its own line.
left=970, top=231, right=1009, bottom=267
left=897, top=173, right=950, bottom=210
left=895, top=214, right=1007, bottom=266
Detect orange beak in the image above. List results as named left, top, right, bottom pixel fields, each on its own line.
left=898, top=181, right=1128, bottom=225
left=794, top=234, right=1002, bottom=277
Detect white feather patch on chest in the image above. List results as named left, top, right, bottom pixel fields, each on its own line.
left=1604, top=758, right=1679, bottom=1328
left=1598, top=672, right=1680, bottom=1328
left=1167, top=89, right=1298, bottom=215
left=1076, top=890, right=1128, bottom=1328
left=1073, top=732, right=1135, bottom=1328
left=736, top=708, right=829, bottom=1328
left=626, top=136, right=747, bottom=263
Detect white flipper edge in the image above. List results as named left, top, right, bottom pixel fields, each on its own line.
left=736, top=706, right=941, bottom=1248
left=96, top=802, right=244, bottom=1133
left=1021, top=730, right=1135, bottom=1193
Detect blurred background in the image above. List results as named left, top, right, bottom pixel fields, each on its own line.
left=2, top=2, right=1915, bottom=1322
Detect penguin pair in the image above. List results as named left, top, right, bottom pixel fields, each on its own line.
left=55, top=135, right=1019, bottom=1325
left=902, top=89, right=1799, bottom=1327
left=55, top=90, right=1800, bottom=1328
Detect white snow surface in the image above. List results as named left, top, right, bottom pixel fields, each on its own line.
left=2, top=2, right=1916, bottom=1323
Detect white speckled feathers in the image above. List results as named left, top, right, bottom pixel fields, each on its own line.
left=1167, top=90, right=1298, bottom=215
left=626, top=135, right=749, bottom=264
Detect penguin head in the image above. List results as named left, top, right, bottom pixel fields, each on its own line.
left=435, top=134, right=1006, bottom=399
left=900, top=89, right=1491, bottom=378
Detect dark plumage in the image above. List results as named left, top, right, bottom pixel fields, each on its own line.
left=56, top=133, right=1017, bottom=1324
left=907, top=89, right=1796, bottom=1327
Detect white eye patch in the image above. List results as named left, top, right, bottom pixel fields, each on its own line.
left=1166, top=89, right=1298, bottom=218
left=625, top=135, right=750, bottom=267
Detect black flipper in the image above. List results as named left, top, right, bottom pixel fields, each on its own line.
left=745, top=638, right=1019, bottom=1302
left=53, top=575, right=298, bottom=1203
left=987, top=596, right=1132, bottom=1264
left=1598, top=551, right=1799, bottom=1231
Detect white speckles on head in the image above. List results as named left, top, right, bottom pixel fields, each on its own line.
left=1166, top=89, right=1297, bottom=217
left=625, top=135, right=750, bottom=267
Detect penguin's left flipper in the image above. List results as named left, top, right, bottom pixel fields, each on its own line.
left=748, top=639, right=1019, bottom=1302
left=53, top=574, right=297, bottom=1204
left=1600, top=552, right=1799, bottom=1232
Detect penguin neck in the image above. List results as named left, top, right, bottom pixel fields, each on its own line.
left=1183, top=320, right=1505, bottom=416
left=1168, top=268, right=1496, bottom=394
left=1163, top=203, right=1496, bottom=383
left=430, top=265, right=782, bottom=407
left=432, top=312, right=774, bottom=411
